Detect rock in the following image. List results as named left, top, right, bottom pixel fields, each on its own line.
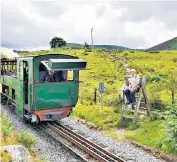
left=84, top=153, right=90, bottom=159
left=140, top=114, right=146, bottom=120
left=0, top=145, right=30, bottom=162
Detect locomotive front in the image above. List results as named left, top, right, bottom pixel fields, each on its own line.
left=30, top=54, right=87, bottom=123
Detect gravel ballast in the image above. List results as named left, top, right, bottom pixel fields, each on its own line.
left=61, top=118, right=163, bottom=162
left=1, top=104, right=163, bottom=162
left=1, top=105, right=83, bottom=162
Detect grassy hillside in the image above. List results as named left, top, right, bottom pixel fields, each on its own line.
left=66, top=43, right=129, bottom=50
left=19, top=48, right=177, bottom=105
left=19, top=48, right=177, bottom=154
left=148, top=37, right=177, bottom=50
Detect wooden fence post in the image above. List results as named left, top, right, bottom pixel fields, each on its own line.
left=94, top=88, right=97, bottom=103
left=172, top=88, right=175, bottom=104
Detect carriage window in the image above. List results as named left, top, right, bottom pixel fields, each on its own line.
left=1, top=59, right=17, bottom=76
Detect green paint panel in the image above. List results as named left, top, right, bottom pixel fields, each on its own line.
left=16, top=104, right=23, bottom=117
left=34, top=82, right=79, bottom=110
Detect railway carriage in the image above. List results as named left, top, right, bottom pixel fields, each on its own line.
left=0, top=54, right=87, bottom=123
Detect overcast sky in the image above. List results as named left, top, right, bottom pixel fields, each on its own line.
left=1, top=1, right=177, bottom=50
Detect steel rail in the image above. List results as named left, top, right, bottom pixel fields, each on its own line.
left=47, top=122, right=125, bottom=162
left=55, top=122, right=125, bottom=162
left=39, top=124, right=89, bottom=162
left=47, top=123, right=109, bottom=162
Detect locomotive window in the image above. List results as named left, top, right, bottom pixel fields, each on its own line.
left=67, top=70, right=74, bottom=81
left=39, top=61, right=77, bottom=83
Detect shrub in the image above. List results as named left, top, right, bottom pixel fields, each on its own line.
left=158, top=105, right=177, bottom=154
left=18, top=131, right=37, bottom=149
left=123, top=53, right=129, bottom=56
left=0, top=114, right=13, bottom=141
left=149, top=98, right=165, bottom=110
left=173, top=58, right=177, bottom=62
left=149, top=51, right=160, bottom=54
left=149, top=76, right=161, bottom=82
left=1, top=125, right=13, bottom=141
left=117, top=118, right=140, bottom=130
left=130, top=50, right=135, bottom=53
left=0, top=149, right=12, bottom=162
left=149, top=111, right=166, bottom=121
left=116, top=50, right=123, bottom=53
left=84, top=48, right=92, bottom=52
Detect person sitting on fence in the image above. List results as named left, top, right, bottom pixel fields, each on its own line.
left=123, top=69, right=140, bottom=105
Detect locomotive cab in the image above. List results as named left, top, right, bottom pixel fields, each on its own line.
left=32, top=56, right=87, bottom=122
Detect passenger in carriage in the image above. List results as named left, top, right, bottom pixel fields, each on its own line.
left=39, top=63, right=65, bottom=83
left=53, top=71, right=65, bottom=82
left=39, top=64, right=48, bottom=83
left=45, top=71, right=55, bottom=82
left=3, top=69, right=6, bottom=75
left=1, top=69, right=3, bottom=75
left=123, top=69, right=140, bottom=105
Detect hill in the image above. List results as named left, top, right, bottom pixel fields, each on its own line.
left=148, top=37, right=177, bottom=50
left=66, top=43, right=129, bottom=50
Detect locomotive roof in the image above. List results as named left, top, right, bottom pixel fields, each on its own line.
left=17, top=54, right=78, bottom=59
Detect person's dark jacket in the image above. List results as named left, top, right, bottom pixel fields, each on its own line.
left=39, top=70, right=48, bottom=83
left=54, top=71, right=65, bottom=82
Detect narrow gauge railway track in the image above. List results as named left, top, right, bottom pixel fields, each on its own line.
left=40, top=122, right=125, bottom=162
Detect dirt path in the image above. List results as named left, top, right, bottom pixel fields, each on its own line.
left=116, top=128, right=127, bottom=141
left=110, top=54, right=130, bottom=73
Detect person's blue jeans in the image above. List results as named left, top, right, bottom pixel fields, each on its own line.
left=123, top=87, right=138, bottom=103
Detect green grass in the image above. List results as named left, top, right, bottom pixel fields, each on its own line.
left=125, top=120, right=165, bottom=148
left=72, top=105, right=121, bottom=129
left=0, top=113, right=46, bottom=162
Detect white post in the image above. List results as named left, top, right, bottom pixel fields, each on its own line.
left=91, top=28, right=93, bottom=48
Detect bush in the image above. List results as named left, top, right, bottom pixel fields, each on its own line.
left=0, top=149, right=12, bottom=162
left=117, top=118, right=140, bottom=130
left=173, top=58, right=177, bottom=62
left=18, top=131, right=37, bottom=149
left=123, top=53, right=129, bottom=56
left=130, top=50, right=135, bottom=53
left=1, top=125, right=13, bottom=141
left=84, top=48, right=92, bottom=52
left=149, top=111, right=166, bottom=121
left=158, top=105, right=177, bottom=154
left=149, top=76, right=161, bottom=82
left=0, top=114, right=13, bottom=141
left=149, top=99, right=165, bottom=110
left=149, top=51, right=160, bottom=54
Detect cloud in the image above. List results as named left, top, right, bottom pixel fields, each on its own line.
left=112, top=1, right=177, bottom=29
left=1, top=1, right=177, bottom=50
left=95, top=5, right=106, bottom=18
left=30, top=1, right=68, bottom=19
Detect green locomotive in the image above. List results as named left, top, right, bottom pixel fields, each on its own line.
left=0, top=54, right=87, bottom=123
